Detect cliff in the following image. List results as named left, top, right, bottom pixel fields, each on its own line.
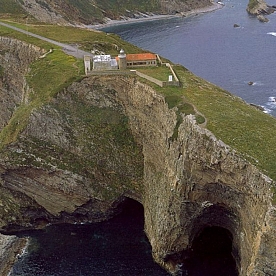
left=247, top=0, right=276, bottom=22
left=1, top=35, right=276, bottom=275
left=0, top=234, right=27, bottom=275
left=1, top=0, right=213, bottom=25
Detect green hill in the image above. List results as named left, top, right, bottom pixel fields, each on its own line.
left=0, top=0, right=212, bottom=24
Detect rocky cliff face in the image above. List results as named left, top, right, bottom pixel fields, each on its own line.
left=0, top=38, right=276, bottom=275
left=91, top=76, right=276, bottom=275
left=0, top=37, right=43, bottom=129
left=247, top=0, right=276, bottom=22
left=14, top=0, right=213, bottom=25
left=0, top=234, right=27, bottom=275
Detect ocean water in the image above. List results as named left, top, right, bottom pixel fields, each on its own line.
left=102, top=0, right=276, bottom=117
left=10, top=199, right=170, bottom=276
left=10, top=1, right=274, bottom=274
left=10, top=200, right=238, bottom=275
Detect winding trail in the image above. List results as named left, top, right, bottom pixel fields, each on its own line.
left=0, top=21, right=90, bottom=59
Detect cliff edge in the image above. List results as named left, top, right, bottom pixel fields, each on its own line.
left=0, top=35, right=276, bottom=275
left=1, top=0, right=214, bottom=25
left=247, top=0, right=276, bottom=22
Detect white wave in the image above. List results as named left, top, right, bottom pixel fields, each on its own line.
left=268, top=96, right=276, bottom=102
left=252, top=81, right=264, bottom=86
left=267, top=32, right=276, bottom=37
left=244, top=80, right=263, bottom=86
left=262, top=107, right=271, bottom=114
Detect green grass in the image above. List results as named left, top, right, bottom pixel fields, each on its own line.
left=136, top=62, right=276, bottom=182
left=67, top=0, right=160, bottom=21
left=138, top=65, right=173, bottom=82
left=0, top=0, right=160, bottom=24
left=173, top=65, right=276, bottom=181
left=247, top=0, right=259, bottom=10
left=0, top=0, right=26, bottom=14
left=1, top=21, right=143, bottom=56
left=0, top=22, right=276, bottom=190
left=0, top=24, right=83, bottom=147
left=0, top=21, right=144, bottom=149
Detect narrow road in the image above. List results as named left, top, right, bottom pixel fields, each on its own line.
left=0, top=21, right=91, bottom=59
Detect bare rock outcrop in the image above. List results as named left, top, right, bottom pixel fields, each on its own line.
left=15, top=0, right=215, bottom=25
left=0, top=37, right=43, bottom=130
left=159, top=0, right=213, bottom=14
left=0, top=38, right=276, bottom=275
left=247, top=0, right=276, bottom=22
left=0, top=234, right=27, bottom=275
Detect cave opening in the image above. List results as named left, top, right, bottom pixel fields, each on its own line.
left=10, top=197, right=170, bottom=275
left=185, top=226, right=239, bottom=276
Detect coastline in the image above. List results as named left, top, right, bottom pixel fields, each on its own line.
left=0, top=234, right=28, bottom=276
left=89, top=2, right=224, bottom=30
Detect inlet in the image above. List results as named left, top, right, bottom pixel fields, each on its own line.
left=185, top=226, right=238, bottom=276
left=10, top=197, right=170, bottom=275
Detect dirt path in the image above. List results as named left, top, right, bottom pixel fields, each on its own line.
left=0, top=21, right=91, bottom=59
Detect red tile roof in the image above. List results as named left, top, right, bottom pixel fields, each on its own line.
left=126, top=53, right=156, bottom=61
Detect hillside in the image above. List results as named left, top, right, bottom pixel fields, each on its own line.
left=0, top=0, right=213, bottom=24
left=0, top=22, right=276, bottom=275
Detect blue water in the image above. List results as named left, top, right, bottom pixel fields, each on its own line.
left=10, top=199, right=170, bottom=276
left=102, top=0, right=276, bottom=117
left=10, top=1, right=275, bottom=274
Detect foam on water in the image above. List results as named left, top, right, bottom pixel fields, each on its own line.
left=103, top=0, right=276, bottom=118
left=264, top=96, right=276, bottom=113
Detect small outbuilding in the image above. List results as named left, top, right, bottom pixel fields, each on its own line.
left=93, top=55, right=118, bottom=71
left=126, top=53, right=157, bottom=67
left=116, top=50, right=157, bottom=69
left=84, top=55, right=91, bottom=75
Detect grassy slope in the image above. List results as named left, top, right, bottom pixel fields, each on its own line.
left=247, top=0, right=260, bottom=11
left=176, top=66, right=276, bottom=180
left=0, top=0, right=160, bottom=24
left=0, top=0, right=25, bottom=14
left=0, top=23, right=83, bottom=147
left=0, top=22, right=275, bottom=184
left=0, top=0, right=212, bottom=24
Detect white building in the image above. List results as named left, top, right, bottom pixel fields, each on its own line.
left=84, top=55, right=91, bottom=75
left=93, top=55, right=118, bottom=71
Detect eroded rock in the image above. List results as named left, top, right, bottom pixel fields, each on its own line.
left=0, top=39, right=276, bottom=275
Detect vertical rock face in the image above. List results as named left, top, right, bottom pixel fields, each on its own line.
left=160, top=0, right=213, bottom=14
left=15, top=0, right=215, bottom=25
left=0, top=40, right=276, bottom=275
left=0, top=234, right=27, bottom=275
left=97, top=76, right=275, bottom=275
left=0, top=37, right=43, bottom=129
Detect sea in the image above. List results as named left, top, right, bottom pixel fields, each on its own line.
left=10, top=0, right=276, bottom=275
left=102, top=0, right=276, bottom=117
left=10, top=199, right=170, bottom=276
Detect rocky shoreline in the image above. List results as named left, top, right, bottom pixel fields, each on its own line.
left=0, top=234, right=28, bottom=276
left=89, top=2, right=224, bottom=30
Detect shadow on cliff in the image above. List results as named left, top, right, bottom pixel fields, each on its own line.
left=183, top=226, right=238, bottom=276
left=9, top=198, right=170, bottom=275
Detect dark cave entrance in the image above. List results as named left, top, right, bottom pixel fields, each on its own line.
left=185, top=226, right=239, bottom=276
left=11, top=197, right=170, bottom=275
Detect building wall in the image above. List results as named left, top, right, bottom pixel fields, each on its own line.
left=127, top=60, right=157, bottom=67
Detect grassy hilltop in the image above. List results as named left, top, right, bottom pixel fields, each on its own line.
left=0, top=21, right=276, bottom=185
